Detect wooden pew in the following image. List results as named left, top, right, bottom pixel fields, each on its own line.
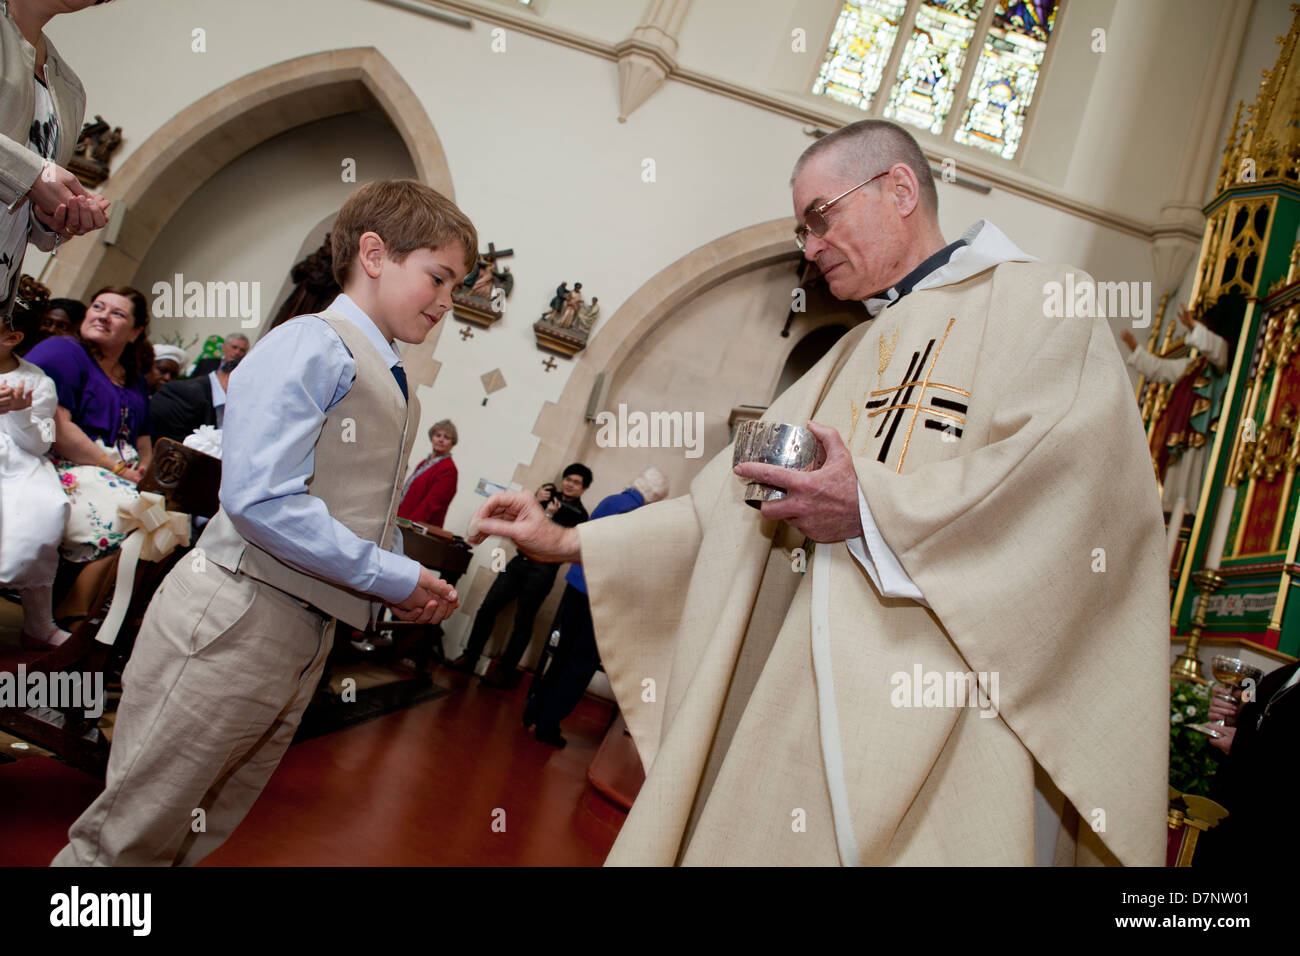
left=0, top=439, right=221, bottom=775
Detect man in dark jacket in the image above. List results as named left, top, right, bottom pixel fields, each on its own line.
left=1193, top=660, right=1300, bottom=867
left=150, top=358, right=238, bottom=444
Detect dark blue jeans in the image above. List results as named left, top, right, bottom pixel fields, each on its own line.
left=463, top=554, right=559, bottom=673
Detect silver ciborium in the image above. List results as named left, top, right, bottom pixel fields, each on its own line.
left=1188, top=655, right=1264, bottom=739
left=732, top=420, right=824, bottom=508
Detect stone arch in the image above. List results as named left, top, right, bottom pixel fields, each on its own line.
left=46, top=47, right=456, bottom=385
left=455, top=217, right=866, bottom=671
left=516, top=216, right=863, bottom=492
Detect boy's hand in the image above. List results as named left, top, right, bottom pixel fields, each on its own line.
left=0, top=383, right=34, bottom=414
left=392, top=566, right=458, bottom=625
left=468, top=491, right=581, bottom=564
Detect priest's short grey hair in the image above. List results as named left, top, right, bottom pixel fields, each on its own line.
left=791, top=120, right=939, bottom=217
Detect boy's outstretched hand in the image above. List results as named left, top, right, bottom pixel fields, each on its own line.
left=391, top=566, right=458, bottom=625
left=468, top=491, right=581, bottom=564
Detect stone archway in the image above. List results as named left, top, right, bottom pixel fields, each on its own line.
left=46, top=47, right=456, bottom=386
left=515, top=217, right=866, bottom=493
left=449, top=216, right=871, bottom=668
left=516, top=218, right=798, bottom=494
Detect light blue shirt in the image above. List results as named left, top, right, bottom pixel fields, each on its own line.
left=219, top=293, right=419, bottom=606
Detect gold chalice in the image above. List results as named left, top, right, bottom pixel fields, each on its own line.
left=1188, top=655, right=1264, bottom=738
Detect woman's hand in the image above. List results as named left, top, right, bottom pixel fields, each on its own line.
left=1120, top=330, right=1138, bottom=352
left=32, top=193, right=110, bottom=237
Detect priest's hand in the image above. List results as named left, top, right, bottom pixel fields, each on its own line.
left=391, top=566, right=459, bottom=625
left=733, top=421, right=864, bottom=543
left=468, top=490, right=581, bottom=563
left=1119, top=329, right=1138, bottom=351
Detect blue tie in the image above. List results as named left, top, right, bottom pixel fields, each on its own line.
left=391, top=364, right=408, bottom=401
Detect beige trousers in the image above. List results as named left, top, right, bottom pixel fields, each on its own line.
left=52, top=560, right=334, bottom=866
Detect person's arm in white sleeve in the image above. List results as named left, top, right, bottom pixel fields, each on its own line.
left=4, top=373, right=58, bottom=457
left=1125, top=345, right=1192, bottom=384
left=846, top=484, right=928, bottom=605
left=1184, top=323, right=1231, bottom=371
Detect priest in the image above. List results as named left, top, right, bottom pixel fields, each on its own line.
left=470, top=120, right=1169, bottom=866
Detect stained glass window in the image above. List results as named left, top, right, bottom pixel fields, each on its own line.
left=882, top=0, right=985, bottom=134
left=954, top=0, right=1059, bottom=158
left=811, top=0, right=1060, bottom=161
left=812, top=0, right=910, bottom=111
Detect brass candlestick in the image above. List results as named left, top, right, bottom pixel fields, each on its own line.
left=1171, top=569, right=1223, bottom=683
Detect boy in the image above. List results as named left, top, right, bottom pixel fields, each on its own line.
left=53, top=179, right=474, bottom=866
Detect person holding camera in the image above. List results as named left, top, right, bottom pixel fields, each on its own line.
left=450, top=463, right=591, bottom=687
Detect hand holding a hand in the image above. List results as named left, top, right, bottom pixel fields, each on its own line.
left=391, top=566, right=459, bottom=625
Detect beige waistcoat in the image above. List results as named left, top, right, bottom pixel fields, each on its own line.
left=198, top=311, right=419, bottom=630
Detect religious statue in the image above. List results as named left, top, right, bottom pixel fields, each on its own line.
left=1122, top=291, right=1247, bottom=559
left=68, top=114, right=123, bottom=188
left=576, top=297, right=599, bottom=333
left=534, top=279, right=598, bottom=357
left=453, top=242, right=514, bottom=326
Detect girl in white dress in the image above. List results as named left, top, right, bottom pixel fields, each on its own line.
left=0, top=303, right=70, bottom=647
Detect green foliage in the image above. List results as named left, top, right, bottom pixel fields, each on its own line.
left=1169, top=677, right=1219, bottom=796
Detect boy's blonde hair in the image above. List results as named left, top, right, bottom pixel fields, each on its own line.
left=331, top=180, right=478, bottom=286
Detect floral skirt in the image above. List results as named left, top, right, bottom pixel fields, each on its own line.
left=54, top=441, right=141, bottom=563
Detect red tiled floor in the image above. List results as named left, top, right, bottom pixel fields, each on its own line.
left=0, top=666, right=626, bottom=866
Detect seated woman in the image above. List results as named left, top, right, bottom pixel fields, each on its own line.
left=398, top=419, right=459, bottom=528
left=25, top=286, right=152, bottom=563
left=145, top=343, right=187, bottom=393
left=0, top=297, right=70, bottom=648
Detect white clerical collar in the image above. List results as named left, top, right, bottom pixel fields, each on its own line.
left=864, top=220, right=1036, bottom=317
left=326, top=293, right=404, bottom=369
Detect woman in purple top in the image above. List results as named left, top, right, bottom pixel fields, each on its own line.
left=26, top=285, right=152, bottom=561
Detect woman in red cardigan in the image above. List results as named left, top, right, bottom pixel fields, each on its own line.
left=398, top=419, right=458, bottom=528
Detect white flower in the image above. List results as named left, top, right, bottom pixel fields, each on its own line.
left=1171, top=713, right=1184, bottom=724
left=1186, top=705, right=1197, bottom=716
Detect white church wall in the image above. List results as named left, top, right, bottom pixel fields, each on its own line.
left=131, top=112, right=417, bottom=355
